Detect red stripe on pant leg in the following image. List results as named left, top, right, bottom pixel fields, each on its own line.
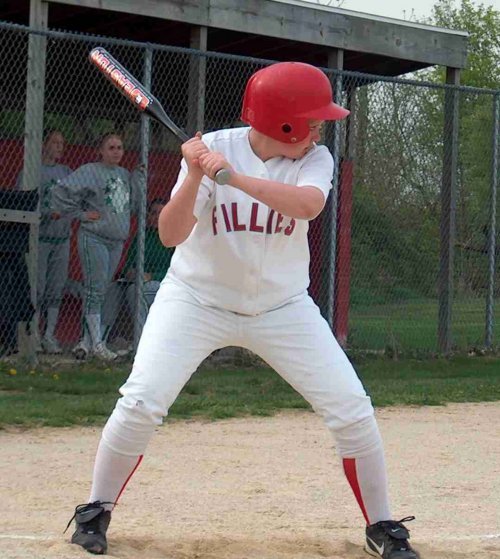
left=114, top=455, right=143, bottom=507
left=343, top=458, right=370, bottom=525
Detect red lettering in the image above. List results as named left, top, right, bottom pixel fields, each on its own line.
left=231, top=203, right=246, bottom=231
left=284, top=218, right=296, bottom=236
left=110, top=68, right=124, bottom=86
left=212, top=203, right=296, bottom=236
left=249, top=203, right=264, bottom=233
left=220, top=204, right=232, bottom=232
left=92, top=57, right=149, bottom=110
left=212, top=206, right=218, bottom=235
left=90, top=50, right=111, bottom=70
left=266, top=210, right=275, bottom=234
left=275, top=213, right=284, bottom=233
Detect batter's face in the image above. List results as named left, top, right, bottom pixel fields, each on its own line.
left=100, top=136, right=124, bottom=166
left=43, top=132, right=65, bottom=162
left=279, top=120, right=324, bottom=159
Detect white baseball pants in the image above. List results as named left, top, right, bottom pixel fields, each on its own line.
left=94, top=278, right=392, bottom=524
left=106, top=278, right=374, bottom=455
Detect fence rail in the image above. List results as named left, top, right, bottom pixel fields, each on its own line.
left=0, top=21, right=498, bottom=359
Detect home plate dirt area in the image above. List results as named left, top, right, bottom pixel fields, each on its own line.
left=1, top=403, right=499, bottom=558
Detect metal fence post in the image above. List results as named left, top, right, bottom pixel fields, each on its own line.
left=485, top=92, right=499, bottom=348
left=187, top=26, right=207, bottom=135
left=333, top=80, right=355, bottom=348
left=133, top=47, right=152, bottom=351
left=326, top=50, right=344, bottom=332
left=438, top=67, right=460, bottom=354
left=20, top=1, right=48, bottom=362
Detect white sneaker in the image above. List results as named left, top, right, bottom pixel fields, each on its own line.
left=72, top=340, right=90, bottom=361
left=42, top=334, right=63, bottom=354
left=93, top=342, right=117, bottom=361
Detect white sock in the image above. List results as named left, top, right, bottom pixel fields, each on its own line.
left=335, top=415, right=392, bottom=525
left=85, top=313, right=102, bottom=348
left=89, top=438, right=143, bottom=511
left=343, top=449, right=391, bottom=524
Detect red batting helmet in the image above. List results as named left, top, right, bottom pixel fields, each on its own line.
left=241, top=62, right=350, bottom=144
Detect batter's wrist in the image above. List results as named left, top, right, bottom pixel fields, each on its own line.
left=185, top=170, right=204, bottom=187
left=228, top=172, right=245, bottom=189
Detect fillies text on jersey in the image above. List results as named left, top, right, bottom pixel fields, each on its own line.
left=212, top=202, right=296, bottom=236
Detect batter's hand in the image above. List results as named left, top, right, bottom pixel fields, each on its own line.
left=198, top=151, right=234, bottom=183
left=182, top=132, right=210, bottom=178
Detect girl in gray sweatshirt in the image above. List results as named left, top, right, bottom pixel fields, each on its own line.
left=52, top=133, right=143, bottom=360
left=16, top=129, right=73, bottom=354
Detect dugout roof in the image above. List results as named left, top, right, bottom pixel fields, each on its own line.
left=1, top=0, right=468, bottom=76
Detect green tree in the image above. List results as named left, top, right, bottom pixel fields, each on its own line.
left=424, top=1, right=499, bottom=293
left=428, top=0, right=499, bottom=89
left=349, top=0, right=499, bottom=307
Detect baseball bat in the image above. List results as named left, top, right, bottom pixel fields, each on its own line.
left=88, top=47, right=230, bottom=186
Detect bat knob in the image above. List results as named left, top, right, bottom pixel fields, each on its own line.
left=214, top=168, right=231, bottom=185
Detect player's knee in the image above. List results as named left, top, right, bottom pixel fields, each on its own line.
left=115, top=393, right=164, bottom=427
left=102, top=402, right=157, bottom=456
left=318, top=392, right=374, bottom=433
left=101, top=393, right=166, bottom=455
left=333, top=415, right=383, bottom=458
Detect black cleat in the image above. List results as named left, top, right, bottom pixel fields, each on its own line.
left=365, top=516, right=420, bottom=559
left=65, top=501, right=113, bottom=555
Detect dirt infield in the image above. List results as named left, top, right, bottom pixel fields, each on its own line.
left=2, top=402, right=499, bottom=559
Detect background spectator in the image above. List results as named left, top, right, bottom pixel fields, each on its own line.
left=16, top=129, right=73, bottom=354
left=52, top=132, right=143, bottom=361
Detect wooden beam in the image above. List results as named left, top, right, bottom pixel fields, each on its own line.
left=46, top=0, right=468, bottom=69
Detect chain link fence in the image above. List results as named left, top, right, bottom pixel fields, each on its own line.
left=0, top=21, right=498, bottom=359
left=344, top=77, right=499, bottom=354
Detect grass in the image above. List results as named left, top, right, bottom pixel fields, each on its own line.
left=1, top=355, right=499, bottom=428
left=349, top=297, right=500, bottom=352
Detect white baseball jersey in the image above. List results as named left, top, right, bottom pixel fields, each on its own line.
left=166, top=127, right=334, bottom=315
